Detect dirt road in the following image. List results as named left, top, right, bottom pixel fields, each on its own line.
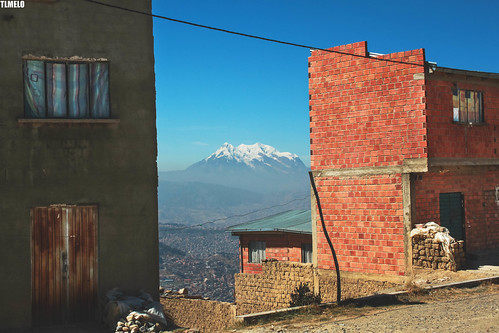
left=230, top=283, right=499, bottom=333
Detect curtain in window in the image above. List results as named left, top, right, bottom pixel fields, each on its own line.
left=68, top=63, right=89, bottom=118
left=249, top=241, right=266, bottom=263
left=24, top=60, right=46, bottom=118
left=46, top=63, right=67, bottom=118
left=90, top=63, right=110, bottom=118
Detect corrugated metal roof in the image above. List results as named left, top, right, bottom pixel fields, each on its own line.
left=226, top=210, right=311, bottom=235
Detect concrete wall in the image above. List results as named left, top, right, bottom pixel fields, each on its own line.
left=0, top=0, right=158, bottom=329
left=239, top=233, right=312, bottom=274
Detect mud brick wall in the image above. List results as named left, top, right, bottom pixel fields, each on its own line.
left=235, top=261, right=315, bottom=315
left=160, top=297, right=236, bottom=333
left=412, top=233, right=466, bottom=271
left=235, top=261, right=401, bottom=315
left=413, top=169, right=499, bottom=251
left=317, top=270, right=398, bottom=303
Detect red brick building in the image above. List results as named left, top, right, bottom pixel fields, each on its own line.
left=227, top=210, right=312, bottom=274
left=309, top=41, right=499, bottom=276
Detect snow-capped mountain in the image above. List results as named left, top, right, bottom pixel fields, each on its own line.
left=161, top=143, right=309, bottom=193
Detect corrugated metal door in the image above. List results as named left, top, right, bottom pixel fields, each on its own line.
left=439, top=192, right=464, bottom=241
left=31, top=205, right=98, bottom=326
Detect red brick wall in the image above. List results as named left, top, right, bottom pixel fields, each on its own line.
left=426, top=76, right=499, bottom=158
left=309, top=42, right=428, bottom=276
left=239, top=234, right=312, bottom=274
left=413, top=169, right=499, bottom=251
left=315, top=174, right=405, bottom=275
left=309, top=41, right=427, bottom=170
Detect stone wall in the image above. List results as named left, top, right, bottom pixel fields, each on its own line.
left=235, top=261, right=400, bottom=315
left=160, top=297, right=236, bottom=333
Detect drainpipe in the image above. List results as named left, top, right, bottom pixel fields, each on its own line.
left=308, top=171, right=341, bottom=304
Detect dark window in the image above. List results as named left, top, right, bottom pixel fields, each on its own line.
left=248, top=241, right=265, bottom=263
left=452, top=88, right=483, bottom=124
left=23, top=59, right=110, bottom=118
left=301, top=243, right=313, bottom=263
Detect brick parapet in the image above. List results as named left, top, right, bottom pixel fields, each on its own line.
left=309, top=41, right=427, bottom=171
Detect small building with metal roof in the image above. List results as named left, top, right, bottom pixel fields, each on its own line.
left=227, top=210, right=312, bottom=274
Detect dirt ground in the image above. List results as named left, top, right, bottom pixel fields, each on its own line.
left=229, top=282, right=499, bottom=333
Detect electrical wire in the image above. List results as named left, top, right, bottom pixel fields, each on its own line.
left=159, top=194, right=310, bottom=231
left=81, top=0, right=426, bottom=68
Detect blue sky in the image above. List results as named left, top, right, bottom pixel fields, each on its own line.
left=152, top=0, right=499, bottom=171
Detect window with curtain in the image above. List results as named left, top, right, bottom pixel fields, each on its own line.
left=248, top=241, right=266, bottom=263
left=23, top=59, right=110, bottom=119
left=301, top=243, right=313, bottom=263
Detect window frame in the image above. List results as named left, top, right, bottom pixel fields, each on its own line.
left=301, top=243, right=313, bottom=263
left=452, top=87, right=483, bottom=124
left=23, top=58, right=111, bottom=119
left=248, top=241, right=266, bottom=263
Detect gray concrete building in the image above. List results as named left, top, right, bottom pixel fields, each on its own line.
left=0, top=0, right=158, bottom=329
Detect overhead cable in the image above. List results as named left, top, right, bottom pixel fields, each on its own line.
left=81, top=0, right=425, bottom=68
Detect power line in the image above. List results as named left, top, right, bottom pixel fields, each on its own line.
left=81, top=0, right=425, bottom=68
left=160, top=195, right=310, bottom=231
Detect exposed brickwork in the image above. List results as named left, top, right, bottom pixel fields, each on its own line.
left=315, top=174, right=406, bottom=275
left=426, top=75, right=499, bottom=158
left=413, top=168, right=499, bottom=251
left=309, top=41, right=427, bottom=170
left=239, top=234, right=312, bottom=274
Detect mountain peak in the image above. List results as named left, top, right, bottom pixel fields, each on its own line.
left=205, top=142, right=298, bottom=167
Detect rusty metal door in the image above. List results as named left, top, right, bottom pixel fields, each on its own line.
left=31, top=205, right=98, bottom=325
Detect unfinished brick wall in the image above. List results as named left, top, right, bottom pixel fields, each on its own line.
left=309, top=42, right=428, bottom=276
left=315, top=174, right=406, bottom=275
left=235, top=261, right=399, bottom=315
left=160, top=297, right=236, bottom=333
left=426, top=74, right=499, bottom=158
left=240, top=234, right=312, bottom=274
left=413, top=168, right=499, bottom=251
left=309, top=41, right=427, bottom=170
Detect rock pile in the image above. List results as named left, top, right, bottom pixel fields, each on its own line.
left=411, top=222, right=465, bottom=271
left=114, top=311, right=164, bottom=333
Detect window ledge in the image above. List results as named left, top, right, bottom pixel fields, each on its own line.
left=18, top=118, right=120, bottom=126
left=452, top=121, right=487, bottom=127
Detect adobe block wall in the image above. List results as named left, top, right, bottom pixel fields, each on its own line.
left=234, top=261, right=399, bottom=314
left=240, top=234, right=312, bottom=274
left=309, top=42, right=428, bottom=276
left=309, top=41, right=427, bottom=170
left=426, top=73, right=499, bottom=158
left=160, top=298, right=236, bottom=333
left=413, top=168, right=499, bottom=251
left=315, top=174, right=406, bottom=275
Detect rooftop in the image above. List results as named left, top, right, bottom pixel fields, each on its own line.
left=227, top=210, right=312, bottom=235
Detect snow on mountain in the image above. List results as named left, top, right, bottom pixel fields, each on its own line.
left=205, top=142, right=299, bottom=168
left=162, top=142, right=309, bottom=193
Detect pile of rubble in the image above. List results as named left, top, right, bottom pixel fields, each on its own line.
left=114, top=311, right=164, bottom=333
left=103, top=288, right=169, bottom=333
left=411, top=222, right=465, bottom=271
